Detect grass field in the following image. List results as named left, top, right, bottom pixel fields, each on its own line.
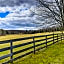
left=14, top=41, right=64, bottom=64
left=0, top=31, right=63, bottom=64
left=0, top=31, right=62, bottom=41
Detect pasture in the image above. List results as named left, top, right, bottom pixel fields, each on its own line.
left=14, top=41, right=64, bottom=64
left=0, top=31, right=63, bottom=64
left=0, top=31, right=62, bottom=41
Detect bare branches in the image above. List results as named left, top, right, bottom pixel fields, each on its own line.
left=35, top=0, right=64, bottom=28
left=38, top=0, right=60, bottom=16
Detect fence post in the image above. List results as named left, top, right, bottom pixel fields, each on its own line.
left=33, top=37, right=35, bottom=54
left=62, top=32, right=63, bottom=40
left=57, top=34, right=58, bottom=42
left=10, top=40, right=13, bottom=63
left=63, top=33, right=64, bottom=40
left=61, top=33, right=62, bottom=42
left=62, top=33, right=64, bottom=40
left=46, top=35, right=47, bottom=48
left=53, top=33, right=54, bottom=44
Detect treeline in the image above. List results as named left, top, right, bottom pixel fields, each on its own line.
left=0, top=29, right=7, bottom=36
left=0, top=27, right=61, bottom=36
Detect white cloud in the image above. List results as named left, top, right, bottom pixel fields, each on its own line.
left=0, top=1, right=40, bottom=30
left=0, top=0, right=58, bottom=30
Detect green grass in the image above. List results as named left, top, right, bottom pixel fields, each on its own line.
left=14, top=41, right=64, bottom=64
left=0, top=31, right=63, bottom=64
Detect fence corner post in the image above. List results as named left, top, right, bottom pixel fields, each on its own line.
left=57, top=34, right=58, bottom=42
left=33, top=37, right=35, bottom=54
left=46, top=35, right=47, bottom=48
left=63, top=33, right=64, bottom=40
left=53, top=33, right=54, bottom=44
left=10, top=40, right=13, bottom=63
left=61, top=33, right=62, bottom=43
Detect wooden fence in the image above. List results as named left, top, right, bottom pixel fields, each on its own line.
left=0, top=33, right=64, bottom=64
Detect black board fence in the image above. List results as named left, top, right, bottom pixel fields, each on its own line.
left=0, top=33, right=64, bottom=64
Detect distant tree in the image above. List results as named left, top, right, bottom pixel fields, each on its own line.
left=0, top=29, right=3, bottom=35
left=0, top=29, right=6, bottom=35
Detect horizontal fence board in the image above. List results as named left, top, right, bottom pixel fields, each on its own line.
left=0, top=54, right=12, bottom=60
left=35, top=39, right=46, bottom=42
left=35, top=42, right=45, bottom=47
left=0, top=37, right=33, bottom=44
left=54, top=36, right=57, bottom=38
left=2, top=60, right=11, bottom=64
left=54, top=39, right=57, bottom=40
left=3, top=51, right=33, bottom=64
left=13, top=51, right=33, bottom=61
left=46, top=34, right=55, bottom=36
left=47, top=40, right=53, bottom=43
left=13, top=46, right=34, bottom=55
left=47, top=43, right=53, bottom=46
left=0, top=47, right=10, bottom=52
left=36, top=46, right=46, bottom=51
left=0, top=35, right=46, bottom=44
left=54, top=40, right=58, bottom=43
left=12, top=41, right=33, bottom=49
left=0, top=41, right=33, bottom=52
left=0, top=40, right=10, bottom=44
left=0, top=34, right=58, bottom=44
left=47, top=37, right=53, bottom=39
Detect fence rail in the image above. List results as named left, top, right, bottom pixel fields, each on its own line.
left=0, top=33, right=64, bottom=64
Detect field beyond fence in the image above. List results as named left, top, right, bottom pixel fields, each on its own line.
left=0, top=32, right=64, bottom=64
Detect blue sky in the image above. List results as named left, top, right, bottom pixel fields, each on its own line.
left=0, top=11, right=10, bottom=18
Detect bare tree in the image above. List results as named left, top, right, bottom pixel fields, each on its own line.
left=31, top=0, right=64, bottom=30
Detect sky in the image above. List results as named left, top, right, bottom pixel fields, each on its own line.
left=0, top=0, right=58, bottom=30
left=0, top=11, right=10, bottom=18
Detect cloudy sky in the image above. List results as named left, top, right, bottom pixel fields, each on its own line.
left=0, top=0, right=58, bottom=30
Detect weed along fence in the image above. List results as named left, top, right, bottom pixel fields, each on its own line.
left=0, top=33, right=64, bottom=64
